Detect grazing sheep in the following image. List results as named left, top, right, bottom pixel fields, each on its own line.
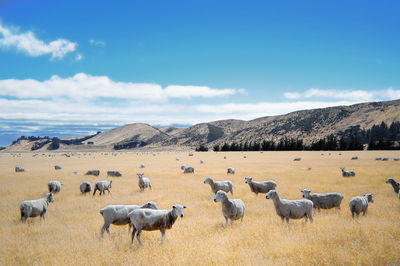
left=188, top=153, right=194, bottom=156
left=15, top=166, right=25, bottom=172
left=394, top=157, right=399, bottom=161
left=265, top=190, right=313, bottom=224
left=204, top=177, right=233, bottom=195
left=224, top=156, right=227, bottom=159
left=385, top=178, right=400, bottom=194
left=93, top=180, right=112, bottom=196
left=48, top=180, right=62, bottom=193
left=214, top=190, right=245, bottom=226
left=183, top=166, right=194, bottom=173
left=243, top=155, right=247, bottom=158
left=200, top=160, right=204, bottom=164
left=20, top=193, right=55, bottom=223
left=293, top=157, right=301, bottom=161
left=382, top=157, right=389, bottom=161
left=349, top=194, right=373, bottom=218
left=340, top=167, right=356, bottom=177
left=54, top=165, right=62, bottom=170
left=227, top=167, right=235, bottom=174
left=80, top=181, right=92, bottom=194
left=351, top=156, right=358, bottom=160
left=130, top=204, right=186, bottom=245
left=137, top=173, right=152, bottom=191
left=99, top=201, right=158, bottom=237
left=107, top=170, right=122, bottom=177
left=180, top=164, right=187, bottom=170
left=245, top=177, right=276, bottom=195
left=85, top=170, right=100, bottom=176
left=375, top=157, right=382, bottom=161
left=301, top=189, right=343, bottom=212
left=176, top=157, right=179, bottom=161
left=140, top=163, right=145, bottom=168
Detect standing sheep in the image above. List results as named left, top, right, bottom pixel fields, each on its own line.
left=48, top=180, right=62, bottom=193
left=265, top=190, right=313, bottom=224
left=349, top=194, right=374, bottom=218
left=340, top=167, right=356, bottom=177
left=301, top=189, right=343, bottom=212
left=245, top=177, right=276, bottom=195
left=80, top=181, right=92, bottom=194
left=54, top=165, right=62, bottom=170
left=213, top=190, right=245, bottom=226
left=20, top=193, right=55, bottom=223
left=200, top=160, right=204, bottom=164
left=204, top=177, right=233, bottom=195
left=227, top=167, right=235, bottom=174
left=129, top=204, right=186, bottom=245
left=107, top=170, right=122, bottom=177
left=183, top=166, right=194, bottom=173
left=93, top=180, right=112, bottom=196
left=15, top=166, right=25, bottom=172
left=137, top=173, right=152, bottom=191
left=99, top=202, right=158, bottom=237
left=85, top=170, right=100, bottom=176
left=385, top=178, right=399, bottom=194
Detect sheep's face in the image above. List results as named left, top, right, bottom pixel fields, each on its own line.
left=204, top=177, right=212, bottom=184
left=266, top=190, right=277, bottom=199
left=47, top=193, right=55, bottom=202
left=172, top=204, right=186, bottom=218
left=214, top=191, right=226, bottom=202
left=301, top=189, right=311, bottom=198
left=365, top=194, right=374, bottom=203
left=245, top=177, right=252, bottom=183
left=143, top=201, right=158, bottom=210
left=137, top=173, right=144, bottom=178
left=386, top=178, right=394, bottom=184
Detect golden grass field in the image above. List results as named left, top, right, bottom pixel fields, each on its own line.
left=0, top=150, right=400, bottom=265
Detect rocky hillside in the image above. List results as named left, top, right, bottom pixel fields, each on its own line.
left=5, top=99, right=400, bottom=151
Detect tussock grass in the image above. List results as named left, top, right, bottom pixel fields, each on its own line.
left=0, top=151, right=400, bottom=265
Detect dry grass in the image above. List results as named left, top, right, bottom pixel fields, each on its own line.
left=0, top=150, right=400, bottom=265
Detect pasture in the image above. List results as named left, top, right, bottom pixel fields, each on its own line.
left=0, top=150, right=399, bottom=265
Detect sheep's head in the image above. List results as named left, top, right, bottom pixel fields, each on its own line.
left=340, top=167, right=345, bottom=171
left=46, top=193, right=55, bottom=202
left=172, top=204, right=186, bottom=218
left=214, top=190, right=227, bottom=202
left=386, top=178, right=395, bottom=184
left=301, top=189, right=311, bottom=198
left=364, top=193, right=374, bottom=203
left=142, top=201, right=158, bottom=210
left=266, top=190, right=277, bottom=199
left=245, top=177, right=252, bottom=183
left=137, top=173, right=144, bottom=178
left=204, top=177, right=212, bottom=184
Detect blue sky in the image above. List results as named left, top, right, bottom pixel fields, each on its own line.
left=0, top=0, right=399, bottom=145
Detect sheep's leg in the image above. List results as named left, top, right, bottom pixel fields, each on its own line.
left=351, top=211, right=354, bottom=218
left=224, top=217, right=228, bottom=227
left=136, top=231, right=143, bottom=246
left=149, top=183, right=152, bottom=190
left=100, top=224, right=107, bottom=237
left=161, top=229, right=166, bottom=242
left=356, top=212, right=360, bottom=218
left=131, top=227, right=136, bottom=243
left=285, top=217, right=289, bottom=224
left=93, top=188, right=97, bottom=196
left=230, top=219, right=234, bottom=226
left=317, top=206, right=321, bottom=213
left=280, top=216, right=284, bottom=223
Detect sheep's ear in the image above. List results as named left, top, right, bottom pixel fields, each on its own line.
left=173, top=205, right=176, bottom=209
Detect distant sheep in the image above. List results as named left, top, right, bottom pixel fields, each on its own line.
left=183, top=166, right=194, bottom=173
left=93, top=180, right=112, bottom=196
left=48, top=180, right=62, bottom=193
left=214, top=190, right=245, bottom=226
left=245, top=177, right=276, bottom=195
left=140, top=163, right=145, bottom=168
left=301, top=189, right=343, bottom=212
left=382, top=157, right=389, bottom=161
left=351, top=156, right=358, bottom=160
left=375, top=157, right=382, bottom=161
left=99, top=201, right=158, bottom=237
left=15, top=166, right=25, bottom=172
left=85, top=170, right=100, bottom=176
left=349, top=193, right=373, bottom=218
left=20, top=193, right=55, bottom=223
left=137, top=173, right=152, bottom=191
left=293, top=157, right=301, bottom=161
left=204, top=177, right=233, bottom=195
left=176, top=157, right=179, bottom=161
left=224, top=156, right=227, bottom=159
left=227, top=167, right=235, bottom=174
left=266, top=190, right=313, bottom=224
left=188, top=153, right=194, bottom=156
left=54, top=165, right=62, bottom=170
left=130, top=204, right=186, bottom=245
left=394, top=157, right=399, bottom=161
left=385, top=178, right=399, bottom=194
left=107, top=170, right=122, bottom=177
left=200, top=160, right=204, bottom=164
left=180, top=164, right=187, bottom=170
left=340, top=167, right=355, bottom=177
left=80, top=181, right=92, bottom=194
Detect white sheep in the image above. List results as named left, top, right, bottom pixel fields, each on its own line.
left=140, top=163, right=145, bottom=168
left=265, top=190, right=313, bottom=224
left=99, top=201, right=158, bottom=237
left=129, top=204, right=186, bottom=245
left=107, top=170, right=122, bottom=177
left=80, top=181, right=92, bottom=194
left=213, top=190, right=245, bottom=226
left=301, top=189, right=343, bottom=212
left=20, top=193, right=55, bottom=223
left=183, top=166, right=194, bottom=173
left=54, top=165, right=62, bottom=170
left=15, top=166, right=25, bottom=172
left=137, top=173, right=152, bottom=191
left=227, top=167, right=235, bottom=174
left=245, top=177, right=276, bottom=195
left=340, top=167, right=355, bottom=177
left=48, top=180, right=62, bottom=193
left=382, top=157, right=389, bottom=161
left=293, top=157, right=301, bottom=161
left=349, top=193, right=374, bottom=218
left=176, top=157, right=180, bottom=161
left=85, top=169, right=100, bottom=176
left=351, top=156, right=358, bottom=160
left=200, top=160, right=204, bottom=164
left=204, top=177, right=233, bottom=195
left=93, top=180, right=112, bottom=196
left=180, top=164, right=187, bottom=170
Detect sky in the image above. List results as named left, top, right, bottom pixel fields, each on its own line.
left=0, top=0, right=400, bottom=146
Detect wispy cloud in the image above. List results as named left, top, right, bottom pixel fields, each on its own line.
left=0, top=22, right=77, bottom=60
left=89, top=39, right=106, bottom=47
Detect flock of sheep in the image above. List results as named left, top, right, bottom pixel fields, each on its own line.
left=16, top=153, right=400, bottom=246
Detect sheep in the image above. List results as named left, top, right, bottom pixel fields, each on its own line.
left=20, top=193, right=55, bottom=223
left=300, top=189, right=343, bottom=212
left=180, top=164, right=187, bottom=170
left=224, top=156, right=227, bottom=159
left=243, top=155, right=247, bottom=158
left=200, top=160, right=204, bottom=164
left=137, top=173, right=152, bottom=191
left=15, top=166, right=25, bottom=172
left=213, top=190, right=245, bottom=226
left=48, top=180, right=62, bottom=193
left=129, top=204, right=186, bottom=245
left=140, top=163, right=145, bottom=168
left=349, top=194, right=373, bottom=218
left=188, top=153, right=194, bottom=156
left=107, top=170, right=122, bottom=177
left=85, top=170, right=100, bottom=176
left=385, top=178, right=399, bottom=194
left=244, top=177, right=276, bottom=195
left=80, top=181, right=92, bottom=194
left=227, top=167, right=235, bottom=174
left=183, top=166, right=194, bottom=173
left=176, top=157, right=179, bottom=161
left=340, top=167, right=355, bottom=177
left=351, top=156, right=358, bottom=160
left=54, top=165, right=62, bottom=170
left=382, top=157, right=389, bottom=161
left=293, top=157, right=301, bottom=161
left=204, top=177, right=233, bottom=195
left=394, top=157, right=399, bottom=161
left=265, top=190, right=313, bottom=224
left=93, top=180, right=112, bottom=196
left=99, top=201, right=158, bottom=237
left=375, top=157, right=382, bottom=161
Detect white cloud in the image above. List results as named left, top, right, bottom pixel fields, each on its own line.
left=284, top=88, right=378, bottom=102
left=283, top=92, right=301, bottom=99
left=89, top=39, right=106, bottom=46
left=381, top=87, right=400, bottom=100
left=0, top=22, right=77, bottom=60
left=164, top=85, right=241, bottom=99
left=75, top=53, right=83, bottom=61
